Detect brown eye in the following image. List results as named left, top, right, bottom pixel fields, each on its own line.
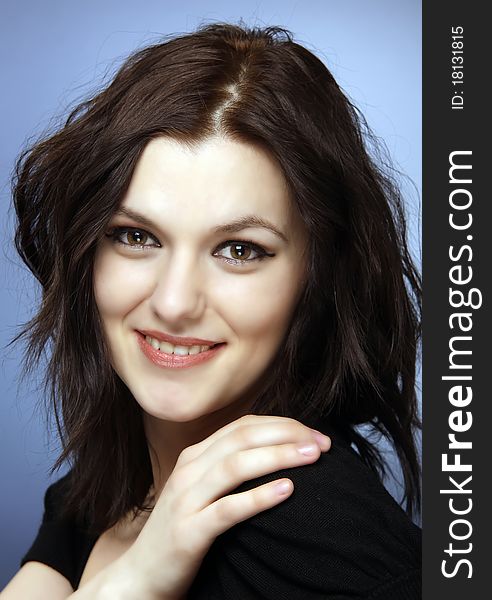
left=105, top=227, right=160, bottom=249
left=230, top=244, right=252, bottom=260
left=213, top=240, right=274, bottom=266
left=125, top=230, right=148, bottom=245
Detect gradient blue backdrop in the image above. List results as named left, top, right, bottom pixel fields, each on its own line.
left=0, top=0, right=421, bottom=588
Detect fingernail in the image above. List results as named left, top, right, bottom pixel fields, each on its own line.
left=297, top=443, right=318, bottom=456
left=275, top=480, right=292, bottom=495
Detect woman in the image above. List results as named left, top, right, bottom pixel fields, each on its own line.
left=2, top=22, right=421, bottom=599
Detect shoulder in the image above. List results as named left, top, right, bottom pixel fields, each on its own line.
left=39, top=471, right=73, bottom=522
left=189, top=427, right=421, bottom=599
left=20, top=471, right=98, bottom=591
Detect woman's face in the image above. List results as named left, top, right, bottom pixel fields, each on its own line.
left=93, top=136, right=308, bottom=424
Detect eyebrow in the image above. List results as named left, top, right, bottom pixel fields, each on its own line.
left=113, top=207, right=289, bottom=243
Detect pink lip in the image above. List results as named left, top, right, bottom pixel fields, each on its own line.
left=138, top=329, right=220, bottom=347
left=136, top=331, right=225, bottom=369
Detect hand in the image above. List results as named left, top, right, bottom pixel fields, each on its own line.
left=125, top=414, right=331, bottom=599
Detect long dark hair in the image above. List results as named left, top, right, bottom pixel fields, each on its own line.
left=9, top=22, right=422, bottom=532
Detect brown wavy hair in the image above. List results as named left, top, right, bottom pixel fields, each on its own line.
left=9, top=22, right=422, bottom=532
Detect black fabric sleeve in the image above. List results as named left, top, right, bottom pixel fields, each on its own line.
left=19, top=472, right=97, bottom=590
left=187, top=430, right=422, bottom=600
left=366, top=569, right=421, bottom=599
left=19, top=429, right=421, bottom=598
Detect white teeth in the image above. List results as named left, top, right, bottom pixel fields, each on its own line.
left=159, top=341, right=174, bottom=354
left=145, top=335, right=159, bottom=350
left=145, top=336, right=212, bottom=355
left=173, top=345, right=189, bottom=356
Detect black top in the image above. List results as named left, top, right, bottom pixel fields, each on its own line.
left=21, top=425, right=421, bottom=599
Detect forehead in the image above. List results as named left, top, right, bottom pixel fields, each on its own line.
left=121, top=136, right=301, bottom=233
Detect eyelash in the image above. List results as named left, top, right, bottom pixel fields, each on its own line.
left=104, top=226, right=275, bottom=266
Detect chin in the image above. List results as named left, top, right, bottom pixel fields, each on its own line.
left=137, top=397, right=196, bottom=422
left=133, top=388, right=212, bottom=422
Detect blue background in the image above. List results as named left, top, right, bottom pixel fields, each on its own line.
left=0, top=0, right=421, bottom=587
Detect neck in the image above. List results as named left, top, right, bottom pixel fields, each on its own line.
left=142, top=398, right=253, bottom=499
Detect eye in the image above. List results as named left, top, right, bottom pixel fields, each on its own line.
left=105, top=226, right=160, bottom=250
left=213, top=240, right=274, bottom=266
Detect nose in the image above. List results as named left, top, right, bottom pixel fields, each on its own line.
left=149, top=249, right=206, bottom=324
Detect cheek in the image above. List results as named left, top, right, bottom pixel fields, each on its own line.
left=93, top=251, right=152, bottom=319
left=218, top=262, right=303, bottom=345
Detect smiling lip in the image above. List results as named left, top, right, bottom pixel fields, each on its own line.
left=138, top=329, right=220, bottom=347
left=136, top=331, right=225, bottom=369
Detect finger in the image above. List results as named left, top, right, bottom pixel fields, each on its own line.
left=198, top=477, right=295, bottom=540
left=185, top=420, right=330, bottom=473
left=184, top=440, right=322, bottom=511
left=177, top=416, right=330, bottom=468
left=176, top=415, right=297, bottom=465
left=166, top=420, right=330, bottom=508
